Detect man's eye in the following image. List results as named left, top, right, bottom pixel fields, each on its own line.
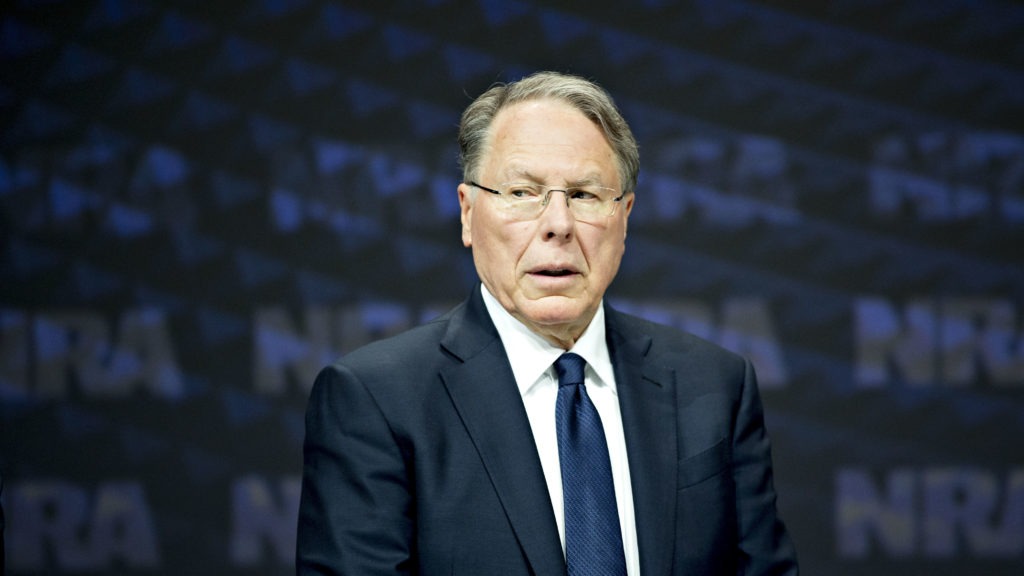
left=508, top=187, right=540, bottom=198
left=570, top=189, right=599, bottom=201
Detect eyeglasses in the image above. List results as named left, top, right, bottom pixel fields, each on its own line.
left=468, top=181, right=626, bottom=222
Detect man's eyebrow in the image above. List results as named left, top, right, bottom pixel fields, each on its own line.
left=568, top=175, right=607, bottom=187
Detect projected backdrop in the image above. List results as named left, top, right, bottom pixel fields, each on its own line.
left=1, top=1, right=1022, bottom=575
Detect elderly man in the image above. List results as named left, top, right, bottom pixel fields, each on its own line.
left=297, top=71, right=798, bottom=575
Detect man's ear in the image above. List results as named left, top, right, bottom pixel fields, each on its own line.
left=458, top=183, right=473, bottom=248
left=621, top=192, right=635, bottom=239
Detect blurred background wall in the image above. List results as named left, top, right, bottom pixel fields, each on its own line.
left=1, top=1, right=1022, bottom=574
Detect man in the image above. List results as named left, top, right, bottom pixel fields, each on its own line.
left=297, top=71, right=798, bottom=575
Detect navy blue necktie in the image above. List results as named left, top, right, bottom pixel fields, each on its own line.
left=554, top=353, right=627, bottom=576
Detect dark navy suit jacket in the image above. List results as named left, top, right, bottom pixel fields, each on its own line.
left=297, top=287, right=798, bottom=575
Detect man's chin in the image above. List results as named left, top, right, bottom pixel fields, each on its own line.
left=515, top=297, right=594, bottom=330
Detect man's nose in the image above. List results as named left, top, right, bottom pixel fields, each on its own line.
left=541, top=189, right=575, bottom=214
left=539, top=189, right=576, bottom=235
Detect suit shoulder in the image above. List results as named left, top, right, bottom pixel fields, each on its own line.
left=611, top=308, right=745, bottom=366
left=610, top=309, right=753, bottom=400
left=324, top=305, right=459, bottom=381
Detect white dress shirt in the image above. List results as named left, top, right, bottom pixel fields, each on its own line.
left=481, top=285, right=640, bottom=575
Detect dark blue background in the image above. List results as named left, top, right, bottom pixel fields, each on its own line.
left=2, top=1, right=1022, bottom=574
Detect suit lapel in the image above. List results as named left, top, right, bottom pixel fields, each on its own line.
left=439, top=289, right=566, bottom=575
left=607, top=308, right=678, bottom=576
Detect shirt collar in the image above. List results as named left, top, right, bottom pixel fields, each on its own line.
left=480, top=284, right=616, bottom=394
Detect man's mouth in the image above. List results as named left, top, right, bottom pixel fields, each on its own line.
left=529, top=264, right=580, bottom=278
left=535, top=269, right=575, bottom=277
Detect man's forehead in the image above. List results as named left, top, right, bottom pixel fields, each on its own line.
left=496, top=165, right=609, bottom=186
left=489, top=98, right=594, bottom=135
left=478, top=99, right=619, bottom=185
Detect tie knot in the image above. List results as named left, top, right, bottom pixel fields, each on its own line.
left=554, top=353, right=586, bottom=388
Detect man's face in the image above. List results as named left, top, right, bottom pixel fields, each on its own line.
left=458, top=98, right=634, bottom=348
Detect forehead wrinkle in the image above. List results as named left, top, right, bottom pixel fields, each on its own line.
left=499, top=164, right=610, bottom=188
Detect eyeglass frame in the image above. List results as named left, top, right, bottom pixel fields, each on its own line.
left=467, top=181, right=628, bottom=221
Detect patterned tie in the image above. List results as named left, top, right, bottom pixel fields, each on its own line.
left=554, top=353, right=627, bottom=576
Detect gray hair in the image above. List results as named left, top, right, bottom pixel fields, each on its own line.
left=458, top=71, right=639, bottom=193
